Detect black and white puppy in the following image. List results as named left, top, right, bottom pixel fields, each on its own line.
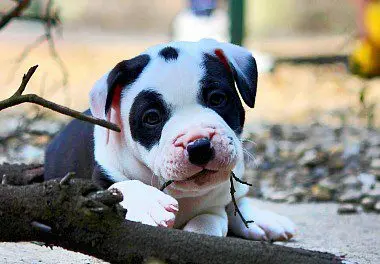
left=45, top=39, right=295, bottom=240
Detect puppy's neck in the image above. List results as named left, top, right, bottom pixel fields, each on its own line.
left=93, top=123, right=151, bottom=184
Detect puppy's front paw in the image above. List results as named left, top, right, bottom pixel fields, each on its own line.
left=228, top=197, right=296, bottom=241
left=109, top=180, right=178, bottom=227
left=244, top=209, right=296, bottom=241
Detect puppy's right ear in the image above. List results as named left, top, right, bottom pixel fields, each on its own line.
left=90, top=54, right=150, bottom=121
left=90, top=55, right=150, bottom=144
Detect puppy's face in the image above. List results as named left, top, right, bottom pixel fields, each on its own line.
left=90, top=39, right=257, bottom=198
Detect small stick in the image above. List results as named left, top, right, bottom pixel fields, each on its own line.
left=0, top=65, right=121, bottom=132
left=231, top=171, right=252, bottom=186
left=0, top=0, right=31, bottom=30
left=229, top=173, right=254, bottom=228
left=160, top=180, right=174, bottom=191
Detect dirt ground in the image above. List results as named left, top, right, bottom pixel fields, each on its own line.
left=0, top=199, right=379, bottom=264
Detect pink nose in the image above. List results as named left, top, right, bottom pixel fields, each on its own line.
left=174, top=127, right=215, bottom=148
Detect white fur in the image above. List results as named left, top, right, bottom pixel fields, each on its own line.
left=91, top=39, right=296, bottom=240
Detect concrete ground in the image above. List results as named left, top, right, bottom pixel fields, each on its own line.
left=0, top=199, right=378, bottom=264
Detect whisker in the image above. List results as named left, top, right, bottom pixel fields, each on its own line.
left=242, top=147, right=259, bottom=168
left=150, top=172, right=158, bottom=188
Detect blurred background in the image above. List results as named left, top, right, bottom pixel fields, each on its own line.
left=1, top=0, right=378, bottom=126
left=0, top=0, right=380, bottom=210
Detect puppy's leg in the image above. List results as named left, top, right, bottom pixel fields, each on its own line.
left=227, top=196, right=296, bottom=241
left=182, top=207, right=228, bottom=237
left=109, top=180, right=178, bottom=227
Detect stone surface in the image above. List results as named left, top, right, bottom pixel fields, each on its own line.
left=361, top=197, right=376, bottom=211
left=311, top=184, right=333, bottom=201
left=337, top=203, right=358, bottom=214
left=338, top=190, right=362, bottom=203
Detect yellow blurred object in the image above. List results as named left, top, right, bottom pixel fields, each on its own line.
left=349, top=40, right=380, bottom=78
left=365, top=0, right=380, bottom=48
left=349, top=0, right=380, bottom=78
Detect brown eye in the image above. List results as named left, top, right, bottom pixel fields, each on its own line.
left=208, top=91, right=227, bottom=107
left=142, top=109, right=162, bottom=127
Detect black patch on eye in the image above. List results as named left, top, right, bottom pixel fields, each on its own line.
left=129, top=90, right=171, bottom=149
left=158, top=46, right=179, bottom=61
left=105, top=54, right=150, bottom=115
left=199, top=53, right=245, bottom=135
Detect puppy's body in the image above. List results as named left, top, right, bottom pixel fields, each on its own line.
left=45, top=39, right=295, bottom=240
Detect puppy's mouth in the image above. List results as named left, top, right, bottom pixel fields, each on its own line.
left=160, top=169, right=218, bottom=190
left=184, top=169, right=217, bottom=182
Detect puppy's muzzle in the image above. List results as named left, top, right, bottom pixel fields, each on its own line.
left=186, top=138, right=215, bottom=166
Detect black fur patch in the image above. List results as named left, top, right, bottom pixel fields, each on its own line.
left=199, top=53, right=245, bottom=135
left=129, top=90, right=172, bottom=149
left=105, top=54, right=150, bottom=114
left=159, top=47, right=179, bottom=61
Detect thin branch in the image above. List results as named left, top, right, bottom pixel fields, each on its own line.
left=0, top=0, right=31, bottom=30
left=0, top=12, right=60, bottom=26
left=231, top=171, right=252, bottom=186
left=160, top=173, right=254, bottom=228
left=13, top=64, right=38, bottom=97
left=230, top=174, right=254, bottom=228
left=6, top=0, right=68, bottom=106
left=0, top=65, right=121, bottom=132
left=160, top=180, right=174, bottom=191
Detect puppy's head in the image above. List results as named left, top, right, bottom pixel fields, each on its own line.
left=90, top=39, right=257, bottom=198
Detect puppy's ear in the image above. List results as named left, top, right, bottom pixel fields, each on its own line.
left=201, top=39, right=258, bottom=108
left=90, top=54, right=150, bottom=120
left=89, top=55, right=150, bottom=143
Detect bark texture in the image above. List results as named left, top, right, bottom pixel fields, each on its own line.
left=0, top=163, right=346, bottom=264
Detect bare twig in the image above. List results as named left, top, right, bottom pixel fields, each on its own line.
left=231, top=172, right=252, bottom=186
left=159, top=172, right=254, bottom=228
left=0, top=65, right=121, bottom=132
left=0, top=12, right=60, bottom=26
left=6, top=0, right=69, bottom=106
left=230, top=173, right=254, bottom=228
left=160, top=180, right=174, bottom=191
left=0, top=0, right=31, bottom=30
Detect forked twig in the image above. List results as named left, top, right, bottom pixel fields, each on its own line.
left=159, top=171, right=254, bottom=228
left=0, top=65, right=121, bottom=132
left=6, top=0, right=69, bottom=105
left=231, top=172, right=252, bottom=186
left=230, top=172, right=254, bottom=228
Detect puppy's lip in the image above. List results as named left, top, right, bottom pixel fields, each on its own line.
left=168, top=169, right=218, bottom=185
left=184, top=169, right=218, bottom=182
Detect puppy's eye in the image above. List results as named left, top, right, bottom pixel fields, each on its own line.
left=142, top=109, right=162, bottom=127
left=208, top=91, right=227, bottom=107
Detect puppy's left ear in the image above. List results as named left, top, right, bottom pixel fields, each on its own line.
left=89, top=55, right=150, bottom=143
left=201, top=39, right=258, bottom=108
left=90, top=54, right=151, bottom=121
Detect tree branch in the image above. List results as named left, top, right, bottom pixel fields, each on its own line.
left=0, top=163, right=347, bottom=264
left=0, top=65, right=121, bottom=132
left=0, top=0, right=31, bottom=30
left=5, top=0, right=69, bottom=106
